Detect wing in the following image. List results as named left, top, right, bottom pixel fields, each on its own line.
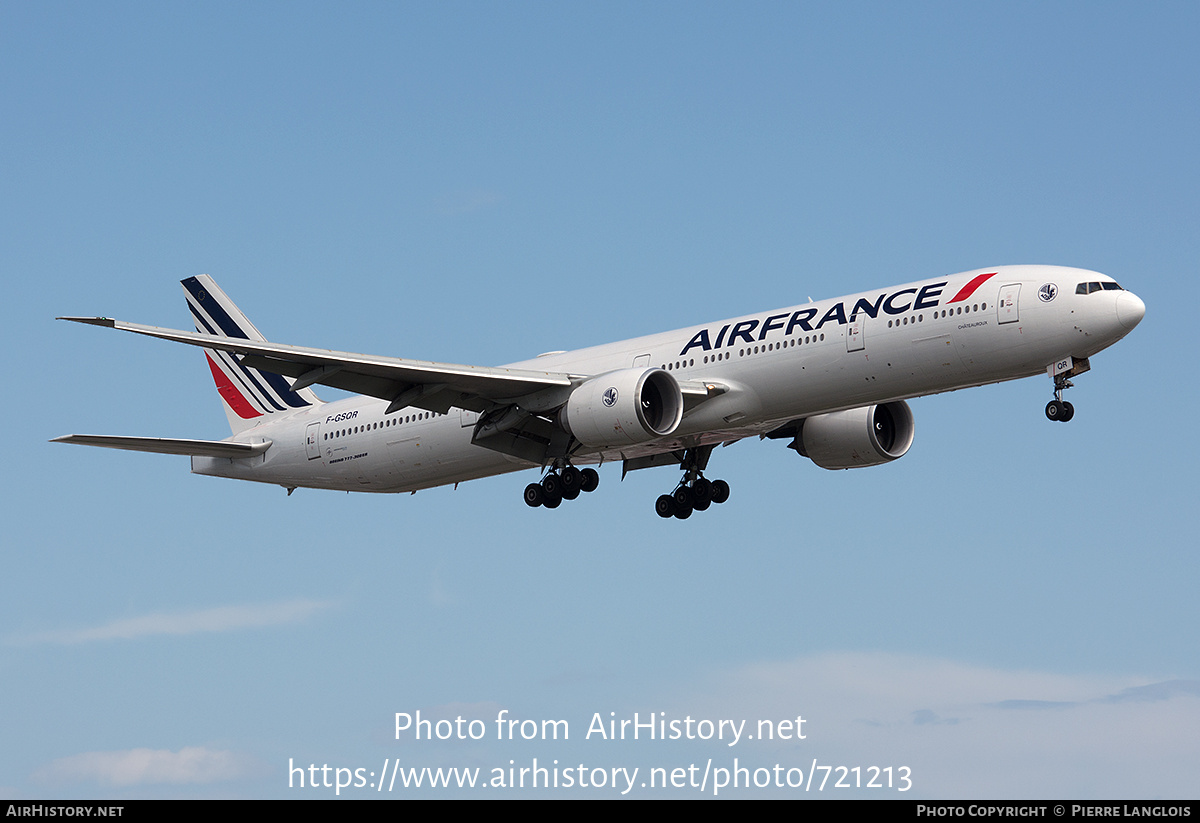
left=58, top=317, right=576, bottom=415
left=51, top=435, right=271, bottom=458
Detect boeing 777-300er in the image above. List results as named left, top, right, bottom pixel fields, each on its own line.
left=54, top=266, right=1144, bottom=518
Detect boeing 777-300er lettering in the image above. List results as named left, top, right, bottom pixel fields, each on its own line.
left=54, top=266, right=1144, bottom=518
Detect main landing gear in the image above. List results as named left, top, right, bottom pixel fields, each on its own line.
left=523, top=465, right=600, bottom=509
left=654, top=446, right=729, bottom=519
left=655, top=477, right=730, bottom=520
left=1045, top=373, right=1075, bottom=423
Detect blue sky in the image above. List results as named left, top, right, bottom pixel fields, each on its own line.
left=3, top=1, right=1197, bottom=798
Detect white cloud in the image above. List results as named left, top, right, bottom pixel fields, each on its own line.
left=33, top=747, right=256, bottom=787
left=11, top=599, right=333, bottom=645
left=676, top=652, right=1200, bottom=798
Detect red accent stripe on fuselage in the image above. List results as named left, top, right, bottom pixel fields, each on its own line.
left=206, top=353, right=263, bottom=419
left=948, top=272, right=997, bottom=303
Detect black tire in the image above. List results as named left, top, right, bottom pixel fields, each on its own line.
left=1045, top=400, right=1063, bottom=421
left=559, top=466, right=581, bottom=494
left=655, top=494, right=676, bottom=518
left=580, top=468, right=600, bottom=493
left=674, top=503, right=693, bottom=520
left=673, top=485, right=694, bottom=510
left=523, top=483, right=544, bottom=508
left=1061, top=401, right=1075, bottom=422
left=542, top=473, right=561, bottom=497
left=543, top=490, right=562, bottom=509
left=692, top=477, right=713, bottom=505
left=693, top=496, right=711, bottom=512
left=710, top=479, right=730, bottom=504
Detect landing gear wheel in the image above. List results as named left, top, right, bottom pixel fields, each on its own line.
left=673, top=485, right=694, bottom=510
left=654, top=446, right=726, bottom=519
left=1046, top=367, right=1078, bottom=423
left=523, top=483, right=545, bottom=508
left=670, top=486, right=694, bottom=519
left=525, top=465, right=600, bottom=511
left=580, top=468, right=600, bottom=493
left=710, top=479, right=730, bottom=504
left=559, top=466, right=581, bottom=495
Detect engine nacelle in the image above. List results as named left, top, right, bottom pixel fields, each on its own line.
left=558, top=368, right=684, bottom=448
left=796, top=401, right=915, bottom=470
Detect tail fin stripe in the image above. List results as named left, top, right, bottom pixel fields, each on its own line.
left=253, top=367, right=311, bottom=408
left=186, top=293, right=312, bottom=410
left=184, top=279, right=289, bottom=410
left=205, top=354, right=263, bottom=419
left=189, top=304, right=288, bottom=412
left=182, top=276, right=251, bottom=339
left=181, top=274, right=322, bottom=436
left=210, top=346, right=279, bottom=414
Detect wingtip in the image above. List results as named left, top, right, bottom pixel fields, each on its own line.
left=56, top=316, right=116, bottom=327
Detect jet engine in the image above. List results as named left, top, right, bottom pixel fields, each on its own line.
left=558, top=368, right=684, bottom=448
left=793, top=401, right=915, bottom=469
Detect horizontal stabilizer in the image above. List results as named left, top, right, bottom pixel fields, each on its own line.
left=51, top=435, right=271, bottom=458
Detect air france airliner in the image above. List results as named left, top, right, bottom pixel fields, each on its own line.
left=54, top=266, right=1144, bottom=518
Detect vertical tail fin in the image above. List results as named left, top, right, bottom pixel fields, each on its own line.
left=182, top=275, right=321, bottom=434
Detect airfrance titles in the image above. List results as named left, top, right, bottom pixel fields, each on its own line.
left=679, top=281, right=951, bottom=356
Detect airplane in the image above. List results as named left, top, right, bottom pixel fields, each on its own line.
left=53, top=265, right=1145, bottom=518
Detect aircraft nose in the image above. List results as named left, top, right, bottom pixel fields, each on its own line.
left=1116, top=291, right=1146, bottom=330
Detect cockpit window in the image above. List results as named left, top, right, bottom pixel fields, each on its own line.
left=1076, top=281, right=1124, bottom=294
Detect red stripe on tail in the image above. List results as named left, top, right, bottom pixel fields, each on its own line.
left=205, top=353, right=262, bottom=419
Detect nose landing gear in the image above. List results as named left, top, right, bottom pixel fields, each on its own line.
left=1044, top=356, right=1090, bottom=422
left=1046, top=375, right=1075, bottom=423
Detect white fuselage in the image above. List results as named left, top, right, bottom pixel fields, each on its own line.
left=191, top=265, right=1143, bottom=493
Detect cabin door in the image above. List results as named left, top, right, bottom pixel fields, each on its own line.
left=997, top=284, right=1020, bottom=324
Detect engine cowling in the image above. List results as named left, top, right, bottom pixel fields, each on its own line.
left=558, top=368, right=684, bottom=448
left=796, top=401, right=915, bottom=469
